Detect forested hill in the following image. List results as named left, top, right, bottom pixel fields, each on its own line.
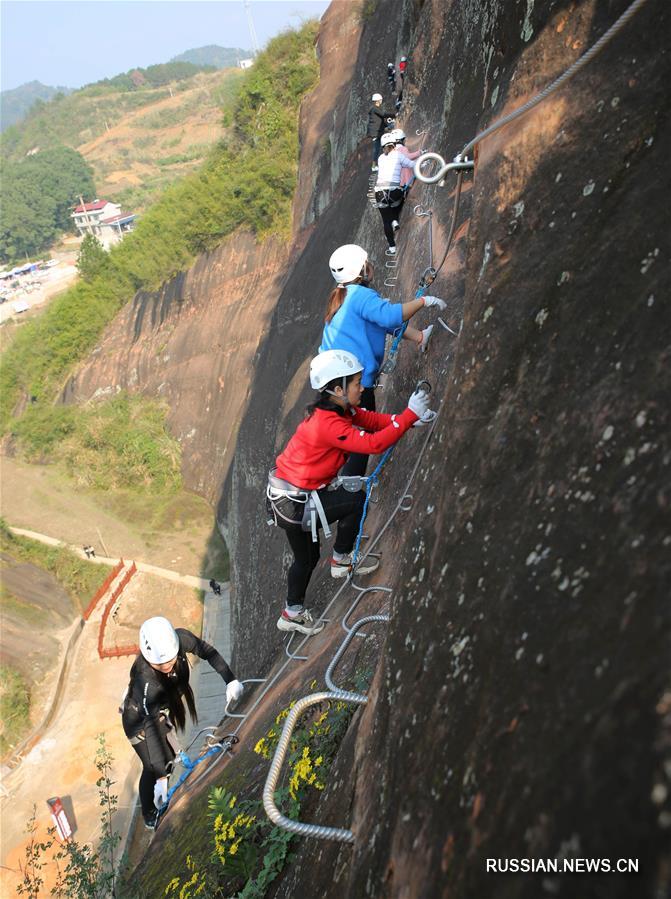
left=0, top=62, right=243, bottom=219
left=170, top=45, right=250, bottom=68
left=0, top=81, right=73, bottom=132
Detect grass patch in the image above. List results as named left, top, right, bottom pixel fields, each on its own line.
left=0, top=664, right=31, bottom=754
left=0, top=518, right=112, bottom=613
left=11, top=393, right=182, bottom=492
left=0, top=582, right=46, bottom=626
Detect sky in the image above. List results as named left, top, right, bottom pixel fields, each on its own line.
left=0, top=0, right=331, bottom=92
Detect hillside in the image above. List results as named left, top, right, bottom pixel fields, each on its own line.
left=170, top=45, right=250, bottom=68
left=0, top=81, right=73, bottom=131
left=1, top=66, right=242, bottom=212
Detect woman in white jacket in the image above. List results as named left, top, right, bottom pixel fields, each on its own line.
left=374, top=132, right=415, bottom=253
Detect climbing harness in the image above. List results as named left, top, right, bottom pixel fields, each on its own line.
left=266, top=469, right=332, bottom=542
left=154, top=727, right=239, bottom=830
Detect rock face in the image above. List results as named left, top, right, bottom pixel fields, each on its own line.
left=65, top=0, right=669, bottom=896
left=226, top=1, right=670, bottom=897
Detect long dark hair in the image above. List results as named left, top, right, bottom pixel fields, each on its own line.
left=131, top=653, right=198, bottom=731
left=324, top=262, right=373, bottom=323
left=305, top=373, right=359, bottom=419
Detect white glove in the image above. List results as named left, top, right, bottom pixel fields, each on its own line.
left=413, top=409, right=438, bottom=427
left=153, top=777, right=168, bottom=809
left=419, top=324, right=434, bottom=353
left=226, top=679, right=244, bottom=705
left=423, top=295, right=447, bottom=310
left=407, top=389, right=430, bottom=419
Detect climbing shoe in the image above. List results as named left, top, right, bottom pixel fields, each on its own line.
left=143, top=809, right=159, bottom=831
left=371, top=164, right=378, bottom=172
left=331, top=553, right=380, bottom=578
left=277, top=609, right=325, bottom=635
left=387, top=246, right=396, bottom=255
left=392, top=219, right=400, bottom=233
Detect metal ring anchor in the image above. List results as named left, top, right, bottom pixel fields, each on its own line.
left=414, top=152, right=474, bottom=184
left=399, top=494, right=413, bottom=512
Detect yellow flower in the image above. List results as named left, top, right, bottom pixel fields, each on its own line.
left=229, top=795, right=236, bottom=808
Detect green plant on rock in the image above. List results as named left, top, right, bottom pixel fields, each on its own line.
left=15, top=735, right=120, bottom=898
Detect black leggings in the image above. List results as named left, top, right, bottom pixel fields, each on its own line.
left=271, top=487, right=366, bottom=608
left=375, top=189, right=405, bottom=247
left=130, top=738, right=175, bottom=817
left=340, top=387, right=376, bottom=478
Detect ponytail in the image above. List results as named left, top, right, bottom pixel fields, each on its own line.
left=325, top=285, right=348, bottom=324
left=325, top=265, right=372, bottom=323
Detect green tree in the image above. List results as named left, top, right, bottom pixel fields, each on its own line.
left=77, top=234, right=109, bottom=282
left=0, top=146, right=95, bottom=262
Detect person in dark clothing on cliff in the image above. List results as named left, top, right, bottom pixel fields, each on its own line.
left=386, top=62, right=396, bottom=93
left=121, top=616, right=243, bottom=829
left=208, top=578, right=222, bottom=596
left=266, top=349, right=435, bottom=636
left=367, top=92, right=395, bottom=171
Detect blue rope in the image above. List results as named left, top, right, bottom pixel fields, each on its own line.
left=158, top=743, right=223, bottom=817
left=350, top=447, right=394, bottom=569
left=350, top=281, right=430, bottom=569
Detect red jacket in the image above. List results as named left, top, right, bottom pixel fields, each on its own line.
left=275, top=405, right=418, bottom=490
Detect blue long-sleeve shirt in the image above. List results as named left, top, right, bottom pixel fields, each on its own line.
left=320, top=284, right=404, bottom=387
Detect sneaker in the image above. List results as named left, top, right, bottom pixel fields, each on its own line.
left=277, top=609, right=325, bottom=635
left=371, top=165, right=378, bottom=172
left=143, top=810, right=159, bottom=831
left=387, top=246, right=396, bottom=255
left=331, top=553, right=380, bottom=579
left=392, top=219, right=400, bottom=233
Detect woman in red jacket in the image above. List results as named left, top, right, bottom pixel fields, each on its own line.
left=267, top=349, right=435, bottom=635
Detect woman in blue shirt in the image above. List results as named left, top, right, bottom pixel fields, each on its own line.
left=320, top=243, right=446, bottom=475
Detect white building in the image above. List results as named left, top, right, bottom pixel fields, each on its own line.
left=71, top=199, right=137, bottom=250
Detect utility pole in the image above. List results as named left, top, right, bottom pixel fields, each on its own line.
left=244, top=0, right=260, bottom=56
left=79, top=195, right=95, bottom=236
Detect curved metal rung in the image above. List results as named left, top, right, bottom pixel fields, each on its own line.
left=326, top=615, right=390, bottom=693
left=264, top=691, right=367, bottom=842
left=414, top=152, right=474, bottom=185
left=438, top=316, right=459, bottom=336
left=284, top=631, right=308, bottom=662
left=184, top=726, right=218, bottom=754
left=416, top=128, right=429, bottom=137
left=399, top=493, right=413, bottom=512
left=383, top=278, right=397, bottom=288
left=222, top=678, right=267, bottom=719
left=342, top=585, right=392, bottom=633
left=385, top=260, right=398, bottom=269
left=413, top=204, right=431, bottom=217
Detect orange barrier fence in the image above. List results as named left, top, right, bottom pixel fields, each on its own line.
left=98, top=562, right=139, bottom=659
left=83, top=559, right=125, bottom=620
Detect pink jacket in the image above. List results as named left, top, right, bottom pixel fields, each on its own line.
left=397, top=144, right=421, bottom=188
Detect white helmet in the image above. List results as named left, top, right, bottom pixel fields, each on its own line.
left=381, top=132, right=397, bottom=148
left=390, top=128, right=406, bottom=142
left=310, top=350, right=363, bottom=391
left=371, top=92, right=383, bottom=102
left=140, top=617, right=179, bottom=665
left=401, top=56, right=407, bottom=62
left=328, top=244, right=368, bottom=284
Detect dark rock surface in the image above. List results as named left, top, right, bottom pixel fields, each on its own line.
left=227, top=1, right=670, bottom=897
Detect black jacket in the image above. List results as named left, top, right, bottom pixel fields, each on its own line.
left=367, top=105, right=395, bottom=138
left=121, top=628, right=234, bottom=777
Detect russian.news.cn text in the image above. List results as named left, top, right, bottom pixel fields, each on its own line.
left=485, top=858, right=639, bottom=874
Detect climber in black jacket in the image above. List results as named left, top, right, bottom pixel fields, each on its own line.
left=366, top=92, right=395, bottom=171
left=121, top=616, right=243, bottom=829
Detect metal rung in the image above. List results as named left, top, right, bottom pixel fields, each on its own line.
left=263, top=691, right=366, bottom=843
left=399, top=493, right=413, bottom=512
left=342, top=584, right=392, bottom=633
left=326, top=614, right=390, bottom=692
left=222, top=678, right=267, bottom=719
